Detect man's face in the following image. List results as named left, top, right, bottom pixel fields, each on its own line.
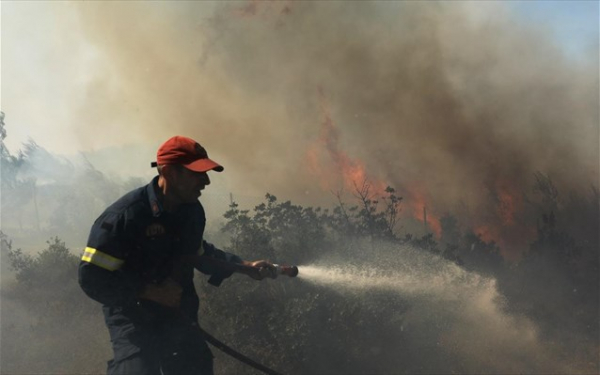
left=168, top=165, right=211, bottom=204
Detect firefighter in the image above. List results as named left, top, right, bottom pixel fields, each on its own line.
left=79, top=135, right=275, bottom=375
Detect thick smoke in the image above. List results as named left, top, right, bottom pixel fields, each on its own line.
left=69, top=1, right=598, bottom=257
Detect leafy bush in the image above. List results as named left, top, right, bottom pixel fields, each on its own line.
left=6, top=237, right=75, bottom=287
left=0, top=233, right=108, bottom=374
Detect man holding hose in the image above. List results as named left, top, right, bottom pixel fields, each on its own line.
left=79, top=135, right=275, bottom=374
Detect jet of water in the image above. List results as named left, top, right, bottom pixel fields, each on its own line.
left=295, top=242, right=575, bottom=374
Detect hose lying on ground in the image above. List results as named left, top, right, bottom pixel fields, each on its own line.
left=198, top=326, right=284, bottom=375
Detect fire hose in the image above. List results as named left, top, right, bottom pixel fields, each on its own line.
left=199, top=326, right=283, bottom=375
left=197, top=260, right=298, bottom=375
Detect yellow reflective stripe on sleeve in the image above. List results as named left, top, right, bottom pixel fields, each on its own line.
left=81, top=247, right=124, bottom=271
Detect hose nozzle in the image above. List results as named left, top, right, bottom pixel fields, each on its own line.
left=274, top=264, right=298, bottom=277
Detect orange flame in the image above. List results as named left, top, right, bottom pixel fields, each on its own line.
left=404, top=184, right=442, bottom=237
left=305, top=89, right=540, bottom=249
left=306, top=88, right=448, bottom=238
left=309, top=88, right=386, bottom=195
left=320, top=110, right=367, bottom=191
left=468, top=179, right=536, bottom=260
left=472, top=224, right=498, bottom=244
left=494, top=180, right=521, bottom=226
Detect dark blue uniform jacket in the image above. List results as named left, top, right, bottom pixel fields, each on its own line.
left=78, top=176, right=241, bottom=361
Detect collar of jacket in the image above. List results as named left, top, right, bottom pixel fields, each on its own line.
left=147, top=176, right=165, bottom=218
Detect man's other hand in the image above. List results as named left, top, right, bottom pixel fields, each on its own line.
left=138, top=278, right=183, bottom=309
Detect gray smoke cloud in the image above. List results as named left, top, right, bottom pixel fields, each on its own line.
left=68, top=1, right=597, bottom=256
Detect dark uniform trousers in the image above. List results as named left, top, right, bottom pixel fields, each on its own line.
left=104, top=305, right=214, bottom=375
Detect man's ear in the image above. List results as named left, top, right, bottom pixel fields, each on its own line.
left=160, top=164, right=176, bottom=180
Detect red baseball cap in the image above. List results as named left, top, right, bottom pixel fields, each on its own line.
left=151, top=136, right=224, bottom=172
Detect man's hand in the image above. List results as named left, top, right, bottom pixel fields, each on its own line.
left=138, top=278, right=182, bottom=309
left=241, top=260, right=277, bottom=280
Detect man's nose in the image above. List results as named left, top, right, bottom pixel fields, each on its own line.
left=200, top=173, right=210, bottom=185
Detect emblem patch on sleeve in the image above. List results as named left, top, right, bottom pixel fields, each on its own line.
left=145, top=223, right=166, bottom=237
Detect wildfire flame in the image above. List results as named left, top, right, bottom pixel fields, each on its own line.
left=404, top=184, right=442, bottom=237
left=470, top=179, right=536, bottom=260
left=308, top=88, right=386, bottom=195
left=306, top=89, right=536, bottom=252
left=308, top=88, right=445, bottom=237
left=495, top=181, right=520, bottom=226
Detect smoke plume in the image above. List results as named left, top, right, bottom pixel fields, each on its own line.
left=69, top=1, right=597, bottom=257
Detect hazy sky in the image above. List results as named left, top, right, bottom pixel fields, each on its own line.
left=510, top=1, right=599, bottom=58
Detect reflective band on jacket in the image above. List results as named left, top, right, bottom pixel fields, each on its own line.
left=81, top=247, right=124, bottom=271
